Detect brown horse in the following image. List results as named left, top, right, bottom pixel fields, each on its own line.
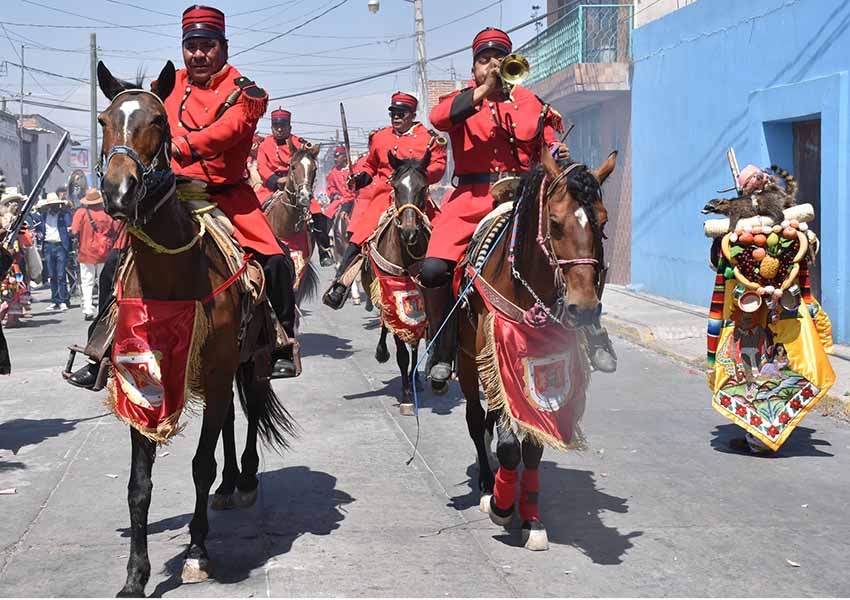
left=458, top=147, right=616, bottom=550
left=362, top=151, right=432, bottom=413
left=96, top=61, right=294, bottom=596
left=331, top=200, right=368, bottom=307
left=263, top=142, right=321, bottom=307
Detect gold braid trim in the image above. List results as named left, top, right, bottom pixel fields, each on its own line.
left=128, top=220, right=206, bottom=255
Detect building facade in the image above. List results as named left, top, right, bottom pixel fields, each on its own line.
left=631, top=0, right=850, bottom=340
left=523, top=2, right=634, bottom=284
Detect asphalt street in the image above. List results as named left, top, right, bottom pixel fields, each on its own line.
left=1, top=269, right=849, bottom=597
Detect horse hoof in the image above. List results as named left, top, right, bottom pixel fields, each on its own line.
left=116, top=587, right=145, bottom=598
left=521, top=520, right=549, bottom=551
left=210, top=493, right=234, bottom=511
left=479, top=494, right=492, bottom=513
left=486, top=495, right=514, bottom=527
left=233, top=487, right=258, bottom=508
left=353, top=297, right=361, bottom=305
left=399, top=402, right=415, bottom=416
left=181, top=557, right=213, bottom=583
left=375, top=347, right=390, bottom=363
left=431, top=380, right=448, bottom=396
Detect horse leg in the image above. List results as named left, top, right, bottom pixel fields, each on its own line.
left=117, top=428, right=156, bottom=597
left=457, top=350, right=495, bottom=500
left=484, top=413, right=521, bottom=528
left=234, top=384, right=260, bottom=508
left=411, top=342, right=423, bottom=392
left=363, top=274, right=374, bottom=312
left=396, top=335, right=414, bottom=415
left=181, top=403, right=226, bottom=584
left=375, top=325, right=390, bottom=363
left=211, top=399, right=239, bottom=510
left=519, top=437, right=548, bottom=551
left=351, top=277, right=361, bottom=305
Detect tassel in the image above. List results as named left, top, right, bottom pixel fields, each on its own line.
left=243, top=94, right=268, bottom=122
left=519, top=468, right=540, bottom=521
left=493, top=466, right=518, bottom=511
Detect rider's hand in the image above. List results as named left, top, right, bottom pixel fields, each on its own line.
left=276, top=177, right=288, bottom=191
left=349, top=172, right=372, bottom=191
left=556, top=144, right=570, bottom=161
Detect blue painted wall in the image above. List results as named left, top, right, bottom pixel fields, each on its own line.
left=631, top=0, right=850, bottom=340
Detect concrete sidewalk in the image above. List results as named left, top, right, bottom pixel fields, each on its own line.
left=601, top=284, right=850, bottom=418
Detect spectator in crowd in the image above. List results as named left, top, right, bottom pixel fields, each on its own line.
left=36, top=193, right=72, bottom=311
left=71, top=189, right=116, bottom=321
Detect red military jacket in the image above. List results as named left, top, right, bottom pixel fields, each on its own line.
left=429, top=81, right=562, bottom=176
left=166, top=64, right=267, bottom=184
left=324, top=164, right=354, bottom=218
left=256, top=134, right=310, bottom=193
left=356, top=122, right=447, bottom=185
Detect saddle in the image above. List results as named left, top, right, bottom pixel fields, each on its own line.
left=65, top=180, right=299, bottom=390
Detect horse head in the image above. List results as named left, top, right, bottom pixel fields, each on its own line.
left=539, top=147, right=616, bottom=327
left=96, top=61, right=176, bottom=224
left=388, top=149, right=430, bottom=247
left=287, top=139, right=320, bottom=211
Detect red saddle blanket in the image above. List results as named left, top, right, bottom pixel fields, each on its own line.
left=281, top=228, right=311, bottom=290
left=369, top=256, right=427, bottom=345
left=109, top=298, right=208, bottom=443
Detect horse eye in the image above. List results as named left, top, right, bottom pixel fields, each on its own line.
left=549, top=218, right=564, bottom=238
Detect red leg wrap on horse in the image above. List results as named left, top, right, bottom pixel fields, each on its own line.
left=519, top=468, right=540, bottom=521
left=493, top=467, right=519, bottom=511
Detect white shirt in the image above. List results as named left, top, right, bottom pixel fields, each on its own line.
left=44, top=212, right=61, bottom=243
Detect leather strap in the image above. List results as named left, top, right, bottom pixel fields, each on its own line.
left=467, top=264, right=526, bottom=323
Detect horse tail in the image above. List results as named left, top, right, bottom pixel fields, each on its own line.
left=235, top=360, right=297, bottom=453
left=295, top=261, right=319, bottom=305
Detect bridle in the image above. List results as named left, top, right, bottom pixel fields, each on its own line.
left=273, top=151, right=316, bottom=231
left=507, top=162, right=606, bottom=327
left=96, top=89, right=175, bottom=227
left=389, top=166, right=431, bottom=261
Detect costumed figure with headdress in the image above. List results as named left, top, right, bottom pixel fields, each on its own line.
left=703, top=162, right=835, bottom=453
left=0, top=184, right=35, bottom=327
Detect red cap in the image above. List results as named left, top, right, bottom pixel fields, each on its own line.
left=271, top=108, right=291, bottom=122
left=388, top=92, right=418, bottom=112
left=182, top=5, right=226, bottom=41
left=472, top=27, right=512, bottom=59
left=333, top=145, right=346, bottom=156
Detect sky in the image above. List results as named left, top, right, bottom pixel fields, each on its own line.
left=0, top=0, right=547, bottom=152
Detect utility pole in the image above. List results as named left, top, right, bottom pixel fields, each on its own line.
left=413, top=0, right=429, bottom=124
left=90, top=33, right=97, bottom=186
left=19, top=44, right=25, bottom=193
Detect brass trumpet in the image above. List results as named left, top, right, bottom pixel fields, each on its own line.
left=499, top=53, right=530, bottom=87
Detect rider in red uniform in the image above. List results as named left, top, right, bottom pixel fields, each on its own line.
left=68, top=4, right=300, bottom=388
left=420, top=28, right=616, bottom=387
left=323, top=92, right=447, bottom=309
left=256, top=108, right=334, bottom=266
left=324, top=146, right=354, bottom=219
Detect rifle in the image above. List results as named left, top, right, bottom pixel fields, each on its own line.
left=3, top=131, right=70, bottom=248
left=339, top=102, right=353, bottom=171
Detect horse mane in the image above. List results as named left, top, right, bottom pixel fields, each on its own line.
left=509, top=160, right=601, bottom=275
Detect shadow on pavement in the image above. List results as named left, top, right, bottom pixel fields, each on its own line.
left=710, top=424, right=833, bottom=457
left=477, top=464, right=641, bottom=565
left=0, top=414, right=108, bottom=455
left=342, top=375, right=463, bottom=415
left=298, top=332, right=354, bottom=359
left=447, top=463, right=481, bottom=511
left=148, top=466, right=354, bottom=597
left=4, top=318, right=63, bottom=329
left=0, top=457, right=26, bottom=472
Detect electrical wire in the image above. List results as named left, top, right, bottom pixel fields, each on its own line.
left=18, top=0, right=173, bottom=38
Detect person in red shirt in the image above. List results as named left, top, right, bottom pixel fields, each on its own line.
left=69, top=4, right=299, bottom=389
left=323, top=92, right=447, bottom=309
left=324, top=146, right=354, bottom=219
left=257, top=108, right=334, bottom=266
left=70, top=189, right=117, bottom=321
left=419, top=28, right=616, bottom=386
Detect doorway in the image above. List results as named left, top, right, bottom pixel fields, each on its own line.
left=792, top=119, right=821, bottom=300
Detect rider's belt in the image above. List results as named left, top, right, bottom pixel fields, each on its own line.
left=456, top=172, right=521, bottom=186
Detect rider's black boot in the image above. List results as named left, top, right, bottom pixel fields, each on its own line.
left=584, top=323, right=617, bottom=373
left=312, top=214, right=335, bottom=267
left=421, top=282, right=457, bottom=391
left=322, top=243, right=360, bottom=310
left=260, top=253, right=300, bottom=378
left=69, top=362, right=99, bottom=389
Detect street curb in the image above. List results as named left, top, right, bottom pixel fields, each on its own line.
left=603, top=314, right=850, bottom=421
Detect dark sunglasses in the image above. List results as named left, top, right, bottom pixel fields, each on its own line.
left=389, top=109, right=410, bottom=118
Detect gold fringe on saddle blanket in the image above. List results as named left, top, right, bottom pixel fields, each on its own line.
left=105, top=181, right=265, bottom=444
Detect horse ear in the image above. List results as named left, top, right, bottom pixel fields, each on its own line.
left=310, top=144, right=321, bottom=158
left=387, top=150, right=400, bottom=169
left=97, top=61, right=125, bottom=101
left=421, top=149, right=431, bottom=169
left=152, top=61, right=176, bottom=102
left=288, top=137, right=296, bottom=152
left=540, top=143, right=560, bottom=180
left=593, top=150, right=618, bottom=185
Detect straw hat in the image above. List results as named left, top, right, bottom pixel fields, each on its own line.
left=81, top=188, right=103, bottom=206
left=36, top=192, right=68, bottom=210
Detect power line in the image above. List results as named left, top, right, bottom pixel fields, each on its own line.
left=18, top=0, right=173, bottom=38
left=1, top=60, right=88, bottom=83
left=268, top=0, right=525, bottom=101
left=230, top=0, right=350, bottom=58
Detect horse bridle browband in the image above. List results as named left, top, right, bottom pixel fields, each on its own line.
left=96, top=89, right=175, bottom=227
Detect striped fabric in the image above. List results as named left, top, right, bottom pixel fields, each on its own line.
left=706, top=258, right=729, bottom=368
